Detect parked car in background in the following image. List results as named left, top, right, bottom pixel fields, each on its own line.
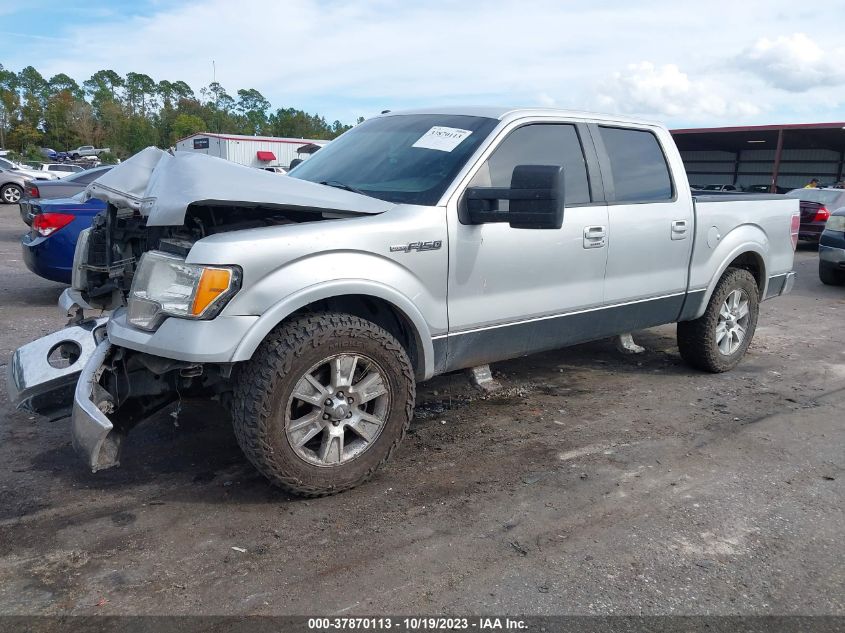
left=0, top=156, right=58, bottom=181
left=69, top=145, right=110, bottom=159
left=0, top=167, right=28, bottom=204
left=703, top=184, right=739, bottom=192
left=21, top=193, right=107, bottom=284
left=19, top=166, right=113, bottom=225
left=785, top=188, right=845, bottom=242
left=40, top=147, right=71, bottom=162
left=744, top=184, right=789, bottom=194
left=40, top=163, right=85, bottom=176
left=818, top=208, right=845, bottom=286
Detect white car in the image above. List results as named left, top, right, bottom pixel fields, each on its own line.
left=40, top=163, right=85, bottom=176
left=0, top=157, right=58, bottom=180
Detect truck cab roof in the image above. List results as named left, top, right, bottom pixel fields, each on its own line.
left=377, top=106, right=663, bottom=128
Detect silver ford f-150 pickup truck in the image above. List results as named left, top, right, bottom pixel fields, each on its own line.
left=7, top=107, right=799, bottom=496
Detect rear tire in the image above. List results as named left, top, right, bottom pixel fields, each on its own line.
left=230, top=312, right=415, bottom=497
left=819, top=261, right=845, bottom=286
left=677, top=268, right=760, bottom=373
left=1, top=184, right=22, bottom=205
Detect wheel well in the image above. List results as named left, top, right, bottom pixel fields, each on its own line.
left=290, top=295, right=423, bottom=378
left=727, top=252, right=765, bottom=296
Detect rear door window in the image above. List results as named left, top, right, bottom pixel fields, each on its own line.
left=598, top=126, right=673, bottom=202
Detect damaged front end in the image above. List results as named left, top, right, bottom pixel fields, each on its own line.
left=8, top=146, right=392, bottom=472
left=71, top=343, right=230, bottom=471
left=7, top=316, right=108, bottom=420
left=7, top=311, right=231, bottom=471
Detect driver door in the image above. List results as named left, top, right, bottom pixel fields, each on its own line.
left=444, top=121, right=609, bottom=370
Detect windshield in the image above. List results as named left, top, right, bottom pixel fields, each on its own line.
left=786, top=189, right=844, bottom=204
left=288, top=114, right=498, bottom=205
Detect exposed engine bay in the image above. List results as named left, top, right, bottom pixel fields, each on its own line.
left=76, top=203, right=331, bottom=311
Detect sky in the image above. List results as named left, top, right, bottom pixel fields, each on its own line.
left=1, top=0, right=844, bottom=128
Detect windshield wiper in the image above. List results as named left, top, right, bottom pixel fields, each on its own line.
left=319, top=180, right=369, bottom=197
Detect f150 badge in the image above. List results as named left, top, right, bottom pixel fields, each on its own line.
left=389, top=240, right=442, bottom=253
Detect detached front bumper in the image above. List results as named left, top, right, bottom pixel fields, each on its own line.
left=6, top=318, right=122, bottom=471
left=71, top=340, right=122, bottom=472
left=6, top=318, right=108, bottom=419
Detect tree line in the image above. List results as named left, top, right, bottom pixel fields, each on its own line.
left=0, top=64, right=360, bottom=160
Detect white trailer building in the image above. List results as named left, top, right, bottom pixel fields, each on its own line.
left=174, top=132, right=328, bottom=169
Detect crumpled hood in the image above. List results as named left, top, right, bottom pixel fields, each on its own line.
left=85, top=146, right=394, bottom=226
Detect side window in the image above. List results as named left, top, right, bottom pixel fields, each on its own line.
left=598, top=126, right=673, bottom=202
left=470, top=124, right=591, bottom=205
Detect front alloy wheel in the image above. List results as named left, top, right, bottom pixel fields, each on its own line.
left=231, top=313, right=415, bottom=497
left=287, top=353, right=390, bottom=467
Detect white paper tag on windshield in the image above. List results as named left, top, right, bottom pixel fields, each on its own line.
left=412, top=126, right=473, bottom=152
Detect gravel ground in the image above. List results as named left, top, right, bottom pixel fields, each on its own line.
left=0, top=204, right=842, bottom=616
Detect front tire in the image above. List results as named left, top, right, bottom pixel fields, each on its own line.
left=819, top=261, right=845, bottom=286
left=677, top=268, right=760, bottom=373
left=231, top=313, right=415, bottom=497
left=1, top=184, right=22, bottom=205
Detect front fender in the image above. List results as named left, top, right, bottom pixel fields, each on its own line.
left=222, top=248, right=446, bottom=380
left=230, top=278, right=438, bottom=379
left=682, top=223, right=769, bottom=321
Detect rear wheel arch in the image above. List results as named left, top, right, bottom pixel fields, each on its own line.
left=725, top=251, right=766, bottom=297
left=685, top=244, right=768, bottom=321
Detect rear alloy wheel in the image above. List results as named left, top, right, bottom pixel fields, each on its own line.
left=677, top=268, right=760, bottom=373
left=231, top=313, right=415, bottom=497
left=1, top=184, right=22, bottom=204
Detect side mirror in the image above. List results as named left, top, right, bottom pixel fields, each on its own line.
left=464, top=164, right=565, bottom=229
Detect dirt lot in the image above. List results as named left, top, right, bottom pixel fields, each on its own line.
left=0, top=204, right=842, bottom=616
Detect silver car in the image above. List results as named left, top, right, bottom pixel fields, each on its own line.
left=0, top=167, right=28, bottom=204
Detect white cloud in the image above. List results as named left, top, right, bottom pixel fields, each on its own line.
left=2, top=1, right=842, bottom=126
left=536, top=93, right=557, bottom=107
left=736, top=33, right=845, bottom=92
left=595, top=62, right=761, bottom=122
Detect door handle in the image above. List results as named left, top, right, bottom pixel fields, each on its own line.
left=583, top=225, right=607, bottom=248
left=671, top=220, right=688, bottom=240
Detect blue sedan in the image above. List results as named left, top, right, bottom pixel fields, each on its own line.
left=21, top=193, right=106, bottom=284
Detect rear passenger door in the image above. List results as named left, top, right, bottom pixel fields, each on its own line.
left=593, top=125, right=694, bottom=319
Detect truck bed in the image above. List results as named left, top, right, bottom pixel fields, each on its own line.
left=687, top=195, right=798, bottom=308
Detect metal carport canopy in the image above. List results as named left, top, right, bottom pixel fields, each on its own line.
left=670, top=122, right=845, bottom=190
